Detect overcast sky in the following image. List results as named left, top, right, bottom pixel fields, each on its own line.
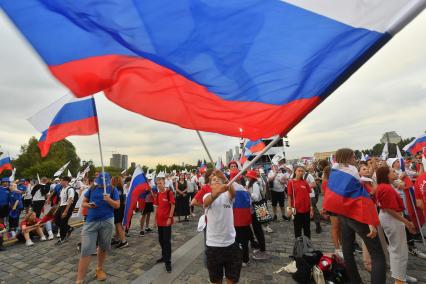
left=0, top=10, right=425, bottom=168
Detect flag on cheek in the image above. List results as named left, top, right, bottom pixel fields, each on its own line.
left=323, top=164, right=379, bottom=226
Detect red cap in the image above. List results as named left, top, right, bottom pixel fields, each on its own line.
left=245, top=170, right=258, bottom=180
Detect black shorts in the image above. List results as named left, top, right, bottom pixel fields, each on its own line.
left=143, top=202, right=154, bottom=214
left=23, top=199, right=32, bottom=208
left=206, top=243, right=242, bottom=283
left=114, top=206, right=125, bottom=224
left=0, top=205, right=9, bottom=218
left=271, top=190, right=285, bottom=207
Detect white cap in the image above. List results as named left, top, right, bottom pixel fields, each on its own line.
left=386, top=158, right=398, bottom=168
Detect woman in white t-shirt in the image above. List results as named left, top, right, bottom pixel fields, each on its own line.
left=203, top=170, right=241, bottom=284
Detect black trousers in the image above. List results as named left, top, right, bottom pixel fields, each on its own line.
left=158, top=226, right=172, bottom=264
left=293, top=212, right=311, bottom=239
left=235, top=226, right=251, bottom=263
left=251, top=213, right=266, bottom=252
left=339, top=216, right=386, bottom=284
left=55, top=206, right=73, bottom=241
left=310, top=196, right=321, bottom=227
left=32, top=200, right=45, bottom=218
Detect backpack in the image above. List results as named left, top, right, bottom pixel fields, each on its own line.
left=292, top=235, right=315, bottom=259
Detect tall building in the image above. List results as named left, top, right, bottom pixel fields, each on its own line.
left=380, top=131, right=402, bottom=144
left=109, top=153, right=128, bottom=170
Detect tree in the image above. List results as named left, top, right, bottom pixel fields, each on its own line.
left=13, top=137, right=81, bottom=179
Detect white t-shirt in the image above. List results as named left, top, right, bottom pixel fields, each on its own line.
left=24, top=184, right=33, bottom=200
left=32, top=183, right=46, bottom=201
left=249, top=182, right=262, bottom=202
left=203, top=191, right=235, bottom=247
left=165, top=179, right=175, bottom=191
left=268, top=171, right=286, bottom=192
left=305, top=173, right=316, bottom=198
left=60, top=186, right=75, bottom=206
left=188, top=177, right=197, bottom=193
left=198, top=176, right=206, bottom=186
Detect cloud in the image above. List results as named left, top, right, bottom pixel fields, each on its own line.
left=0, top=10, right=425, bottom=167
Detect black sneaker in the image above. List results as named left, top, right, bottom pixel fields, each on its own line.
left=145, top=227, right=153, bottom=232
left=165, top=263, right=172, bottom=273
left=116, top=241, right=129, bottom=249
left=111, top=239, right=120, bottom=246
left=140, top=231, right=145, bottom=236
left=156, top=257, right=164, bottom=263
left=66, top=227, right=74, bottom=240
left=55, top=239, right=65, bottom=246
left=282, top=215, right=290, bottom=221
left=273, top=215, right=277, bottom=221
left=353, top=242, right=362, bottom=254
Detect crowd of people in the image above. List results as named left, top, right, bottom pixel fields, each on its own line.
left=0, top=148, right=426, bottom=284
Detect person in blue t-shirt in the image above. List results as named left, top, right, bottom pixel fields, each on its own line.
left=9, top=188, right=24, bottom=235
left=0, top=178, right=11, bottom=227
left=76, top=172, right=119, bottom=284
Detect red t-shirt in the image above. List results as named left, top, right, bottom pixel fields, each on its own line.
left=41, top=215, right=54, bottom=223
left=287, top=179, right=311, bottom=213
left=376, top=184, right=404, bottom=212
left=415, top=172, right=426, bottom=219
left=154, top=190, right=175, bottom=227
left=194, top=185, right=212, bottom=205
left=321, top=180, right=328, bottom=194
left=20, top=218, right=41, bottom=229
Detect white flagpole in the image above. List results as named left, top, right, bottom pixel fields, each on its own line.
left=92, top=96, right=107, bottom=195
left=196, top=130, right=214, bottom=164
left=227, top=135, right=281, bottom=185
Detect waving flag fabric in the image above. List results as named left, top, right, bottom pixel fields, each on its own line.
left=2, top=1, right=424, bottom=140
left=381, top=142, right=389, bottom=160
left=53, top=161, right=70, bottom=177
left=199, top=162, right=207, bottom=173
left=28, top=95, right=99, bottom=157
left=396, top=145, right=406, bottom=172
left=0, top=153, right=13, bottom=174
left=123, top=166, right=150, bottom=230
left=403, top=134, right=426, bottom=155
left=323, top=164, right=379, bottom=226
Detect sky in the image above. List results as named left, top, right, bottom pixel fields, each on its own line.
left=0, top=9, right=425, bottom=168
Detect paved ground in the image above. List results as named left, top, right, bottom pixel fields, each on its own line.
left=1, top=203, right=426, bottom=284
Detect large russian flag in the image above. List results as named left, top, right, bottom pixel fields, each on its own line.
left=323, top=164, right=379, bottom=226
left=0, top=153, right=13, bottom=174
left=28, top=95, right=99, bottom=157
left=403, top=134, right=426, bottom=155
left=2, top=1, right=424, bottom=139
left=122, top=166, right=150, bottom=230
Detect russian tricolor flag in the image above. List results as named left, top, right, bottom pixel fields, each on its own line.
left=245, top=140, right=266, bottom=155
left=233, top=184, right=252, bottom=227
left=403, top=133, right=426, bottom=155
left=28, top=95, right=99, bottom=157
left=122, top=166, right=150, bottom=230
left=323, top=164, right=379, bottom=226
left=0, top=153, right=13, bottom=174
left=3, top=1, right=424, bottom=140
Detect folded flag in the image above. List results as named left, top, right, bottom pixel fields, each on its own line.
left=403, top=133, right=426, bottom=155
left=28, top=94, right=99, bottom=157
left=0, top=153, right=13, bottom=174
left=3, top=1, right=424, bottom=140
left=323, top=164, right=379, bottom=226
left=122, top=166, right=150, bottom=230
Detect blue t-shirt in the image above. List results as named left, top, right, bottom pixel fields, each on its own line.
left=9, top=191, right=23, bottom=218
left=17, top=184, right=27, bottom=193
left=0, top=186, right=10, bottom=206
left=84, top=185, right=119, bottom=222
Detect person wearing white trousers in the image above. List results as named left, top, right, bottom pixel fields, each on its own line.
left=376, top=167, right=417, bottom=284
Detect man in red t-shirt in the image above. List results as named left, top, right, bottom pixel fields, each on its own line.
left=154, top=177, right=175, bottom=273
left=415, top=172, right=426, bottom=220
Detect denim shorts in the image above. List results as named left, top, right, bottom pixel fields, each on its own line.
left=80, top=218, right=114, bottom=256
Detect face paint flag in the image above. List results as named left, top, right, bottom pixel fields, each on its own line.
left=403, top=133, right=426, bottom=155
left=0, top=153, right=13, bottom=174
left=3, top=1, right=424, bottom=140
left=28, top=94, right=99, bottom=157
left=323, top=164, right=379, bottom=226
left=396, top=145, right=405, bottom=172
left=122, top=166, right=150, bottom=230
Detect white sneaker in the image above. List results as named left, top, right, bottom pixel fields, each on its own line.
left=10, top=231, right=16, bottom=238
left=56, top=232, right=60, bottom=238
left=406, top=275, right=418, bottom=283
left=26, top=240, right=34, bottom=246
left=40, top=235, right=47, bottom=241
left=409, top=247, right=426, bottom=260
left=264, top=225, right=273, bottom=233
left=48, top=231, right=54, bottom=240
left=335, top=249, right=344, bottom=260
left=242, top=262, right=248, bottom=267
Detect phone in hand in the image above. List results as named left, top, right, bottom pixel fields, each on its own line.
left=88, top=202, right=96, bottom=208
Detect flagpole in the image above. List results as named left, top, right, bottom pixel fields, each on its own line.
left=227, top=135, right=281, bottom=186
left=196, top=130, right=214, bottom=164
left=92, top=96, right=107, bottom=195
left=407, top=189, right=426, bottom=246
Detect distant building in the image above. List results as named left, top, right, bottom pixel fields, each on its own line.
left=380, top=131, right=402, bottom=144
left=314, top=151, right=335, bottom=161
left=110, top=153, right=128, bottom=169
left=225, top=149, right=233, bottom=164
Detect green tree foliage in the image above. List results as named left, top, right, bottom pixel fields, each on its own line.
left=13, top=137, right=81, bottom=179
left=359, top=137, right=415, bottom=158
